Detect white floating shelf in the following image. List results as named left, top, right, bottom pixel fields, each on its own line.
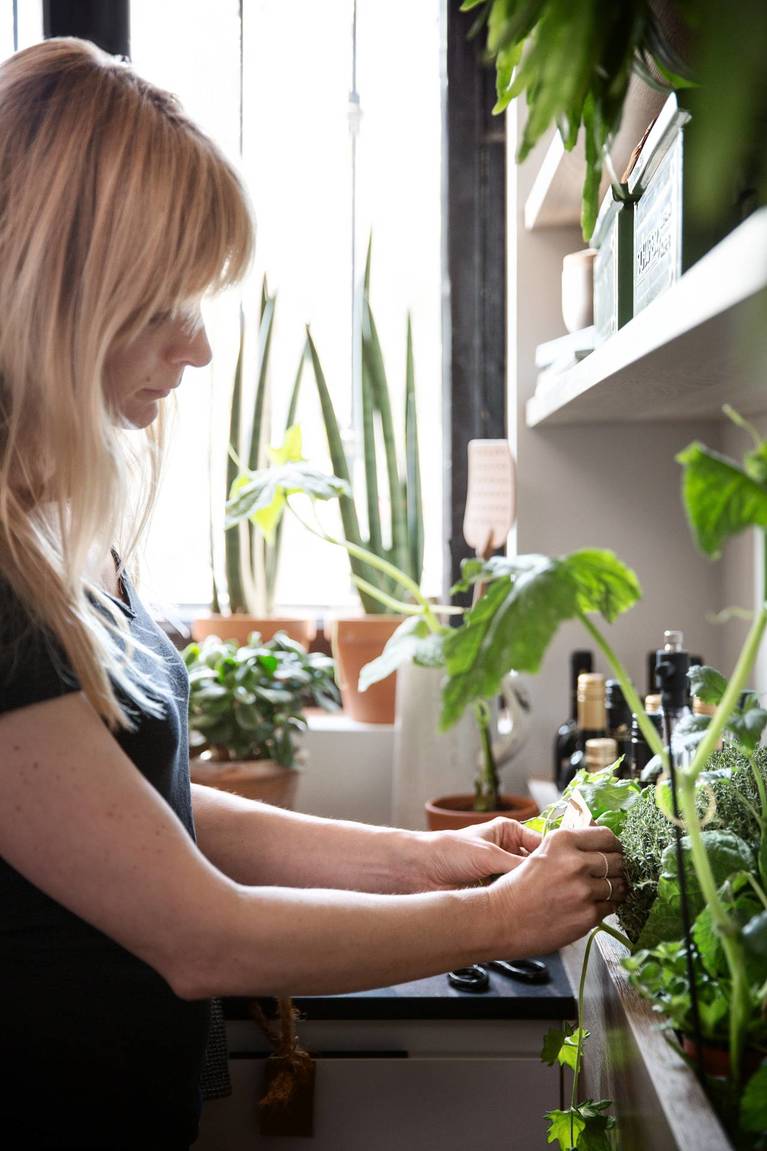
left=526, top=209, right=767, bottom=428
left=524, top=78, right=667, bottom=232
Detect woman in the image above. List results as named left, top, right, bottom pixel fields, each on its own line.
left=0, top=38, right=624, bottom=1149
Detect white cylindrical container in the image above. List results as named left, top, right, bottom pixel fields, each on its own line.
left=561, top=248, right=597, bottom=333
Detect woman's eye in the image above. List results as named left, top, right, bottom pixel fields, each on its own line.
left=149, top=310, right=172, bottom=328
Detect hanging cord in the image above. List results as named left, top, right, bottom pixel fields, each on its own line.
left=249, top=997, right=314, bottom=1110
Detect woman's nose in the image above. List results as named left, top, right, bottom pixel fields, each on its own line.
left=166, top=317, right=213, bottom=370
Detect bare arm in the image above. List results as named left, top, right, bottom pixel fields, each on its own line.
left=191, top=782, right=431, bottom=894
left=0, top=692, right=620, bottom=1003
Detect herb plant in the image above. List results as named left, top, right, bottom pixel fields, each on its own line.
left=183, top=632, right=340, bottom=768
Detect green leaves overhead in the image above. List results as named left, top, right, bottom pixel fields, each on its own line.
left=462, top=0, right=692, bottom=239
left=440, top=549, right=641, bottom=728
left=677, top=441, right=767, bottom=560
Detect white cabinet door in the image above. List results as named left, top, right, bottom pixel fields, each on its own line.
left=197, top=1055, right=559, bottom=1151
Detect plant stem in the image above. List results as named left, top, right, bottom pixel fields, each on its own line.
left=676, top=776, right=749, bottom=1080
left=746, top=873, right=767, bottom=912
left=597, top=921, right=633, bottom=952
left=571, top=928, right=598, bottom=1118
left=288, top=498, right=441, bottom=632
left=577, top=611, right=667, bottom=766
left=688, top=606, right=767, bottom=785
left=473, top=699, right=500, bottom=811
left=747, top=750, right=767, bottom=826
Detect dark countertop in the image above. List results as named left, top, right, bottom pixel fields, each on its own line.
left=223, top=951, right=575, bottom=1022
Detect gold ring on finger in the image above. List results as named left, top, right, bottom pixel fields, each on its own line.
left=598, top=851, right=609, bottom=879
left=603, top=876, right=614, bottom=901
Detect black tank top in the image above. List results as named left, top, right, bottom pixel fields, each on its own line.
left=0, top=562, right=210, bottom=1149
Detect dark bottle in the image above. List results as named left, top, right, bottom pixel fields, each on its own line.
left=646, top=650, right=659, bottom=695
left=560, top=672, right=607, bottom=790
left=605, top=679, right=632, bottom=775
left=629, top=711, right=664, bottom=784
left=554, top=650, right=594, bottom=786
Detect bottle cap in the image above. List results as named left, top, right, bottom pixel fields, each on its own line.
left=663, top=630, right=684, bottom=652
left=692, top=697, right=717, bottom=717
left=577, top=672, right=605, bottom=699
left=585, top=737, right=618, bottom=768
left=645, top=693, right=662, bottom=713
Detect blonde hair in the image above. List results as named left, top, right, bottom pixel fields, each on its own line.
left=0, top=38, right=254, bottom=729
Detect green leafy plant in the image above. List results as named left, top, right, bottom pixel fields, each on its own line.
left=462, top=406, right=767, bottom=1146
left=459, top=0, right=693, bottom=239
left=461, top=2, right=767, bottom=242
left=182, top=632, right=340, bottom=767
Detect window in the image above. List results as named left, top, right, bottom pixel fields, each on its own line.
left=134, top=0, right=444, bottom=615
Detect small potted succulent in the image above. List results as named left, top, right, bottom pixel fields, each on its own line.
left=183, top=631, right=341, bottom=808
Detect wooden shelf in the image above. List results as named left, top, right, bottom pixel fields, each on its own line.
left=524, top=77, right=667, bottom=232
left=525, top=209, right=767, bottom=428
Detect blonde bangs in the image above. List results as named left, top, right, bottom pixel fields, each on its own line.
left=0, top=38, right=254, bottom=730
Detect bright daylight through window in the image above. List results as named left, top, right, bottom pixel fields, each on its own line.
left=132, top=0, right=444, bottom=622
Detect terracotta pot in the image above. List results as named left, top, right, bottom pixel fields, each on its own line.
left=681, top=1035, right=764, bottom=1079
left=425, top=793, right=539, bottom=832
left=191, top=615, right=316, bottom=649
left=189, top=757, right=302, bottom=809
left=328, top=615, right=402, bottom=724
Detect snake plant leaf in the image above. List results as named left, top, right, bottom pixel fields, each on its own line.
left=358, top=616, right=447, bottom=693
left=677, top=442, right=767, bottom=559
left=404, top=313, right=424, bottom=584
left=305, top=328, right=386, bottom=611
left=224, top=310, right=247, bottom=613
left=362, top=295, right=410, bottom=578
left=268, top=346, right=309, bottom=601
left=440, top=550, right=640, bottom=728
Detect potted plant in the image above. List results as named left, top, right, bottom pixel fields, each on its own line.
left=182, top=630, right=340, bottom=808
left=430, top=406, right=767, bottom=1147
left=293, top=236, right=424, bottom=723
left=225, top=456, right=537, bottom=828
left=194, top=279, right=316, bottom=649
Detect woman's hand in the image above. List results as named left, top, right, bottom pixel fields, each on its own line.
left=416, top=818, right=544, bottom=891
left=484, top=826, right=626, bottom=958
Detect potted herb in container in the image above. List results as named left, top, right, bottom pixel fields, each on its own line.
left=182, top=631, right=340, bottom=808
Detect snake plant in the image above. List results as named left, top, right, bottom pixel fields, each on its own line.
left=296, top=236, right=424, bottom=613
left=215, top=277, right=305, bottom=616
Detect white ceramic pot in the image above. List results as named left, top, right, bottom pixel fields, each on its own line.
left=392, top=665, right=532, bottom=830
left=561, top=248, right=597, bottom=333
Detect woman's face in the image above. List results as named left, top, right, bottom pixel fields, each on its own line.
left=105, top=306, right=213, bottom=429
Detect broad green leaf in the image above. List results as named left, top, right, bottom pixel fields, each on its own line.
left=677, top=442, right=767, bottom=559
left=687, top=664, right=728, bottom=704
left=727, top=708, right=767, bottom=753
left=225, top=462, right=350, bottom=540
left=541, top=1025, right=574, bottom=1067
left=358, top=618, right=447, bottom=692
left=268, top=424, right=303, bottom=466
left=741, top=1061, right=767, bottom=1132
left=546, top=1108, right=585, bottom=1150
left=440, top=550, right=639, bottom=729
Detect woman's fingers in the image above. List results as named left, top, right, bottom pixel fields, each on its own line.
left=589, top=875, right=627, bottom=903
left=583, top=850, right=624, bottom=878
